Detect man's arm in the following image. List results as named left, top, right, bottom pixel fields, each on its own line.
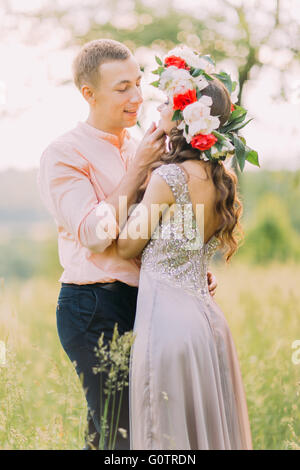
left=101, top=124, right=166, bottom=229
left=38, top=124, right=166, bottom=254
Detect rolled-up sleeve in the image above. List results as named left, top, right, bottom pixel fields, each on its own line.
left=38, top=142, right=119, bottom=253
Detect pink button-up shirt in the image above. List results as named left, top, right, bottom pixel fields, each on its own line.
left=38, top=121, right=141, bottom=286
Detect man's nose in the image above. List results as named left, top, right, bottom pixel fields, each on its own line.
left=130, top=87, right=143, bottom=104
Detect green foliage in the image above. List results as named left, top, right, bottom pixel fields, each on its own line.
left=217, top=104, right=259, bottom=171
left=191, top=68, right=213, bottom=81
left=1, top=265, right=300, bottom=449
left=214, top=262, right=300, bottom=450
left=0, top=237, right=61, bottom=281
left=13, top=0, right=299, bottom=108
left=212, top=71, right=237, bottom=94
left=238, top=193, right=300, bottom=264
left=171, top=109, right=182, bottom=121
left=84, top=3, right=207, bottom=53
left=241, top=170, right=300, bottom=232
left=0, top=171, right=300, bottom=280
left=233, top=134, right=247, bottom=172
left=93, top=325, right=136, bottom=449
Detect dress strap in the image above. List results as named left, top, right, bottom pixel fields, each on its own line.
left=152, top=163, right=190, bottom=205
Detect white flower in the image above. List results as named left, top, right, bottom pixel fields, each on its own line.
left=195, top=57, right=215, bottom=74
left=164, top=46, right=215, bottom=74
left=193, top=75, right=209, bottom=91
left=164, top=46, right=193, bottom=63
left=159, top=66, right=194, bottom=96
left=188, top=115, right=220, bottom=136
left=182, top=96, right=212, bottom=122
left=177, top=96, right=220, bottom=138
left=181, top=97, right=220, bottom=135
left=159, top=66, right=209, bottom=97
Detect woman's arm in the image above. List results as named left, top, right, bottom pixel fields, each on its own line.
left=116, top=172, right=175, bottom=259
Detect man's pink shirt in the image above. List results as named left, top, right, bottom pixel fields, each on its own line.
left=38, top=121, right=141, bottom=286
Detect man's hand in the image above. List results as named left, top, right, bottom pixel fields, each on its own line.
left=133, top=122, right=166, bottom=172
left=207, top=271, right=217, bottom=297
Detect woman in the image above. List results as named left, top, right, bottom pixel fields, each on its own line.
left=116, top=47, right=254, bottom=450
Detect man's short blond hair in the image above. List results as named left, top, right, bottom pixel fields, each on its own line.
left=72, top=39, right=132, bottom=90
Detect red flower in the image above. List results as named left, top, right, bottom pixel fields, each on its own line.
left=164, top=55, right=190, bottom=70
left=173, top=89, right=197, bottom=111
left=190, top=133, right=217, bottom=151
left=231, top=103, right=235, bottom=112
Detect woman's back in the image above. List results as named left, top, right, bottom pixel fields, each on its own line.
left=141, top=162, right=220, bottom=299
left=177, top=160, right=222, bottom=244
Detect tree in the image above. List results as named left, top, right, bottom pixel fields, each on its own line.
left=4, top=0, right=299, bottom=105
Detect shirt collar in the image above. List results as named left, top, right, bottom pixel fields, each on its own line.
left=78, top=121, right=130, bottom=150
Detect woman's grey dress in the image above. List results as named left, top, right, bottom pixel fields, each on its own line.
left=129, top=163, right=252, bottom=450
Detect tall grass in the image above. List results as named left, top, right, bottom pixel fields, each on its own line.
left=0, top=262, right=299, bottom=449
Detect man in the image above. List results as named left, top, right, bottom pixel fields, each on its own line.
left=38, top=39, right=217, bottom=450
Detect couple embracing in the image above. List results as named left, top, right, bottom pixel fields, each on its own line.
left=38, top=38, right=254, bottom=450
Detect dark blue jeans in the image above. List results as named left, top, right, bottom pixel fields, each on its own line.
left=56, top=281, right=138, bottom=450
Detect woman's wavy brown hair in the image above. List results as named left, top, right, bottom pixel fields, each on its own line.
left=137, top=77, right=244, bottom=262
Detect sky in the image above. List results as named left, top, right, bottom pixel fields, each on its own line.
left=0, top=0, right=300, bottom=172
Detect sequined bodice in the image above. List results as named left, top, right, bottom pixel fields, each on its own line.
left=141, top=163, right=220, bottom=299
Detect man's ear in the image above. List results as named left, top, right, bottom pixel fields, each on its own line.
left=81, top=85, right=96, bottom=105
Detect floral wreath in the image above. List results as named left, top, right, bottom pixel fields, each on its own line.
left=151, top=45, right=259, bottom=172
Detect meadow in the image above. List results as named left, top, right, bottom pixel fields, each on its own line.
left=1, top=0, right=300, bottom=451
left=0, top=262, right=300, bottom=450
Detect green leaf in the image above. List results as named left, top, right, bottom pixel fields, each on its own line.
left=233, top=134, right=246, bottom=172
left=192, top=68, right=213, bottom=81
left=172, top=109, right=182, bottom=121
left=232, top=81, right=237, bottom=92
left=152, top=66, right=165, bottom=75
left=155, top=56, right=163, bottom=66
left=204, top=149, right=212, bottom=159
left=196, top=88, right=202, bottom=99
left=202, top=71, right=213, bottom=81
left=202, top=55, right=215, bottom=66
left=219, top=118, right=244, bottom=133
left=219, top=112, right=250, bottom=133
left=245, top=149, right=260, bottom=167
left=215, top=141, right=223, bottom=152
left=230, top=105, right=247, bottom=121
left=192, top=68, right=202, bottom=77
left=213, top=71, right=234, bottom=94
left=226, top=118, right=253, bottom=133
left=212, top=130, right=226, bottom=142
left=150, top=80, right=160, bottom=88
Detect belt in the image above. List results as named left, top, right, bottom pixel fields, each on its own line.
left=61, top=281, right=137, bottom=292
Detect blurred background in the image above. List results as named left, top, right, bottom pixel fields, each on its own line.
left=0, top=0, right=300, bottom=450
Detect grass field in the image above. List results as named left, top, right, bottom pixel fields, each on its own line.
left=0, top=262, right=300, bottom=450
